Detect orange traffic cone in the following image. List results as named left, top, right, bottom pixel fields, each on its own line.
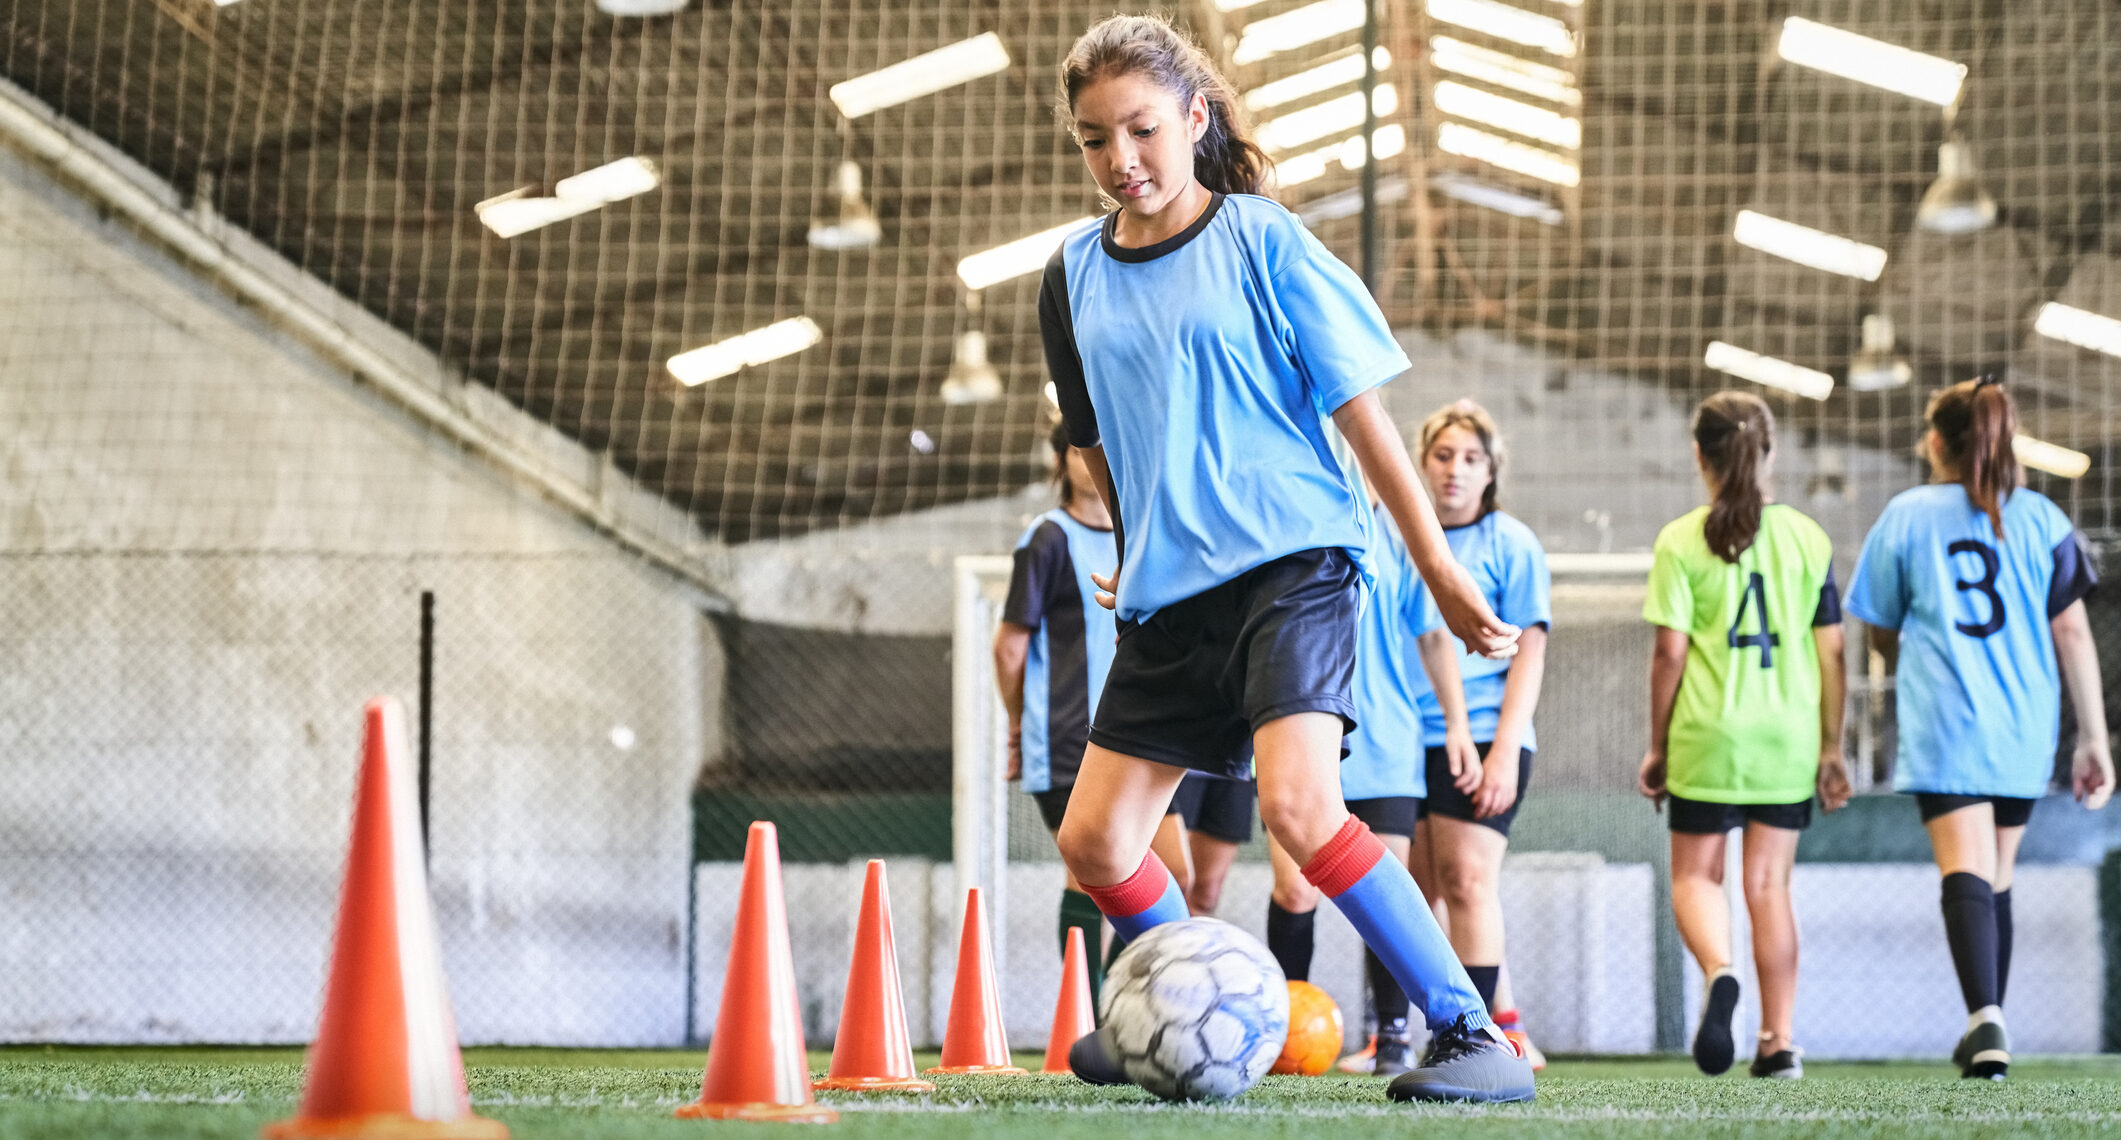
left=264, top=698, right=505, bottom=1140
left=923, top=888, right=1028, bottom=1075
left=677, top=821, right=837, bottom=1122
left=815, top=861, right=934, bottom=1092
left=1040, top=926, right=1096, bottom=1074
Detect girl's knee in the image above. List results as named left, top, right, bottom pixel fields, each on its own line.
left=1271, top=879, right=1319, bottom=913
left=1056, top=819, right=1130, bottom=885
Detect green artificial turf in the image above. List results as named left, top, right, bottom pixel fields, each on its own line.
left=4, top=1048, right=2121, bottom=1139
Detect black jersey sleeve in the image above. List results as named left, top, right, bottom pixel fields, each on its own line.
left=1813, top=565, right=1844, bottom=627
left=1002, top=521, right=1068, bottom=629
left=1038, top=248, right=1099, bottom=449
left=2049, top=531, right=2100, bottom=618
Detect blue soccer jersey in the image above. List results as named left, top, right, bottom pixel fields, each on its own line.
left=1001, top=509, right=1119, bottom=793
left=1038, top=193, right=1413, bottom=621
left=1847, top=485, right=2099, bottom=798
left=1411, top=511, right=1553, bottom=749
left=1342, top=509, right=1445, bottom=801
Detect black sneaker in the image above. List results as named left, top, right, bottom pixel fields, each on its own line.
left=1068, top=1025, right=1129, bottom=1086
left=1748, top=1047, right=1803, bottom=1079
left=1954, top=1021, right=2009, bottom=1081
left=1385, top=1015, right=1535, bottom=1103
left=1692, top=973, right=1740, bottom=1076
left=1374, top=1019, right=1415, bottom=1078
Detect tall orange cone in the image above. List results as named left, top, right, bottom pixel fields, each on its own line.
left=1040, top=925, right=1096, bottom=1074
left=923, top=888, right=1028, bottom=1075
left=814, top=861, right=934, bottom=1092
left=677, top=822, right=837, bottom=1122
left=264, top=698, right=505, bottom=1140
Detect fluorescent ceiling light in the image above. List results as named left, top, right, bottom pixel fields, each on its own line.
left=475, top=156, right=661, bottom=238
left=1259, top=85, right=1398, bottom=153
left=1244, top=48, right=1392, bottom=113
left=2034, top=301, right=2121, bottom=359
left=1429, top=36, right=1580, bottom=107
left=1732, top=209, right=1887, bottom=281
left=829, top=33, right=1011, bottom=119
left=1436, top=122, right=1579, bottom=186
left=1704, top=341, right=1835, bottom=401
left=1233, top=0, right=1367, bottom=65
left=1776, top=17, right=1966, bottom=107
left=594, top=0, right=687, bottom=14
left=2014, top=435, right=2091, bottom=480
left=213, top=0, right=243, bottom=6
left=957, top=218, right=1098, bottom=290
left=1426, top=0, right=1576, bottom=58
left=667, top=317, right=823, bottom=386
left=1434, top=80, right=1579, bottom=148
left=1431, top=172, right=1563, bottom=225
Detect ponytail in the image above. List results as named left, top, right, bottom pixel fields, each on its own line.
left=1049, top=420, right=1077, bottom=506
left=1058, top=15, right=1274, bottom=199
left=1926, top=375, right=2021, bottom=538
left=1693, top=391, right=1774, bottom=563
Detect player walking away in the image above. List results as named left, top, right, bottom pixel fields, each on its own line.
left=1397, top=401, right=1552, bottom=1070
left=1039, top=15, right=1534, bottom=1102
left=1262, top=501, right=1478, bottom=1076
left=1845, top=377, right=2110, bottom=1081
left=1637, top=392, right=1851, bottom=1080
left=995, top=423, right=1199, bottom=1011
left=1169, top=771, right=1255, bottom=915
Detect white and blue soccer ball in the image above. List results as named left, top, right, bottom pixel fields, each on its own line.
left=1102, top=917, right=1289, bottom=1102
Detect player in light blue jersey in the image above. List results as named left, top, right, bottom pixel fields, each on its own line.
left=1039, top=15, right=1532, bottom=1102
left=1847, top=377, right=2110, bottom=1080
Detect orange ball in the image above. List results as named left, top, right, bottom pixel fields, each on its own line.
left=1271, top=980, right=1344, bottom=1075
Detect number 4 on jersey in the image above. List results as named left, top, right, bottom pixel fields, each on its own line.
left=1728, top=571, right=1780, bottom=668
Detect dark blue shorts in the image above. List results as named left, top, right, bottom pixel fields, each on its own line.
left=1169, top=772, right=1257, bottom=844
left=1089, top=548, right=1359, bottom=778
left=1346, top=795, right=1422, bottom=838
left=1667, top=794, right=1812, bottom=835
left=1915, top=793, right=2036, bottom=829
left=1419, top=741, right=1533, bottom=836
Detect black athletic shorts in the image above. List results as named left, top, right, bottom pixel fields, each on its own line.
left=1916, top=793, right=2037, bottom=829
left=1347, top=795, right=1422, bottom=839
left=1170, top=772, right=1257, bottom=844
left=1090, top=548, right=1359, bottom=777
left=1418, top=741, right=1533, bottom=836
left=1666, top=794, right=1813, bottom=834
left=1032, top=782, right=1181, bottom=834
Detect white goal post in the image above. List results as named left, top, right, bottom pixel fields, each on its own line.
left=952, top=554, right=1017, bottom=967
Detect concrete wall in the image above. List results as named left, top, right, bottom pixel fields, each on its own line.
left=0, top=119, right=717, bottom=1044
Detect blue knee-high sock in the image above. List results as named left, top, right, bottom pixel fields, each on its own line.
left=1083, top=852, right=1189, bottom=944
left=1304, top=817, right=1490, bottom=1032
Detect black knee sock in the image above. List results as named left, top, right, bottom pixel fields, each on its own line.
left=1365, top=946, right=1411, bottom=1034
left=1994, top=888, right=2014, bottom=1007
left=1940, top=871, right=2000, bottom=1012
left=1060, top=889, right=1105, bottom=1012
left=1266, top=901, right=1315, bottom=983
left=1464, top=965, right=1501, bottom=1013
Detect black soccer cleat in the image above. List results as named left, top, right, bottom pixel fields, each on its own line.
left=1385, top=1015, right=1535, bottom=1104
left=1692, top=973, right=1741, bottom=1076
left=1373, top=1019, right=1415, bottom=1078
left=1748, top=1047, right=1803, bottom=1080
left=1954, top=1021, right=2009, bottom=1081
left=1068, top=1025, right=1130, bottom=1086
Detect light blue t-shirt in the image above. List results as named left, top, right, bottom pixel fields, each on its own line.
left=1342, top=510, right=1444, bottom=800
left=1411, top=511, right=1552, bottom=749
left=1038, top=193, right=1413, bottom=620
left=1001, top=509, right=1119, bottom=794
left=1847, top=485, right=2099, bottom=798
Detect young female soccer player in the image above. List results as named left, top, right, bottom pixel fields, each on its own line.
left=1637, top=392, right=1850, bottom=1080
left=1401, top=401, right=1551, bottom=1064
left=1038, top=14, right=1532, bottom=1102
left=1846, top=377, right=2109, bottom=1081
left=1262, top=499, right=1478, bottom=1077
left=994, top=423, right=1196, bottom=1008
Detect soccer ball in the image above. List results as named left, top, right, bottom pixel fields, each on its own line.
left=1101, top=917, right=1289, bottom=1102
left=1270, top=980, right=1344, bottom=1075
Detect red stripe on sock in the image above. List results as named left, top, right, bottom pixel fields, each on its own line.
left=1301, top=816, right=1386, bottom=898
left=1082, top=852, right=1173, bottom=918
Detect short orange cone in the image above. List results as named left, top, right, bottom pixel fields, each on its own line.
left=815, top=861, right=934, bottom=1092
left=923, top=888, right=1028, bottom=1075
left=264, top=698, right=505, bottom=1140
left=1040, top=925, right=1097, bottom=1073
left=677, top=821, right=837, bottom=1122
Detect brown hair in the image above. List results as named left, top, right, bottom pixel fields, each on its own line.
left=1057, top=14, right=1273, bottom=199
left=1049, top=420, right=1078, bottom=506
left=1693, top=391, right=1774, bottom=563
left=1927, top=375, right=2020, bottom=538
left=1416, top=399, right=1505, bottom=516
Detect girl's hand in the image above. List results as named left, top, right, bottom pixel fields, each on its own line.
left=1816, top=752, right=1852, bottom=813
left=2075, top=738, right=2115, bottom=810
left=1432, top=560, right=1519, bottom=659
left=1090, top=569, right=1118, bottom=611
left=1637, top=750, right=1668, bottom=809
left=1444, top=729, right=1482, bottom=795
left=1472, top=742, right=1520, bottom=820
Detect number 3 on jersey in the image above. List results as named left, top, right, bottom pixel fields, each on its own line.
left=1947, top=538, right=2006, bottom=638
left=1728, top=571, right=1780, bottom=668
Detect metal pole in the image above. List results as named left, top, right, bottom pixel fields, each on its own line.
left=1360, top=0, right=1380, bottom=289
left=418, top=589, right=435, bottom=861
